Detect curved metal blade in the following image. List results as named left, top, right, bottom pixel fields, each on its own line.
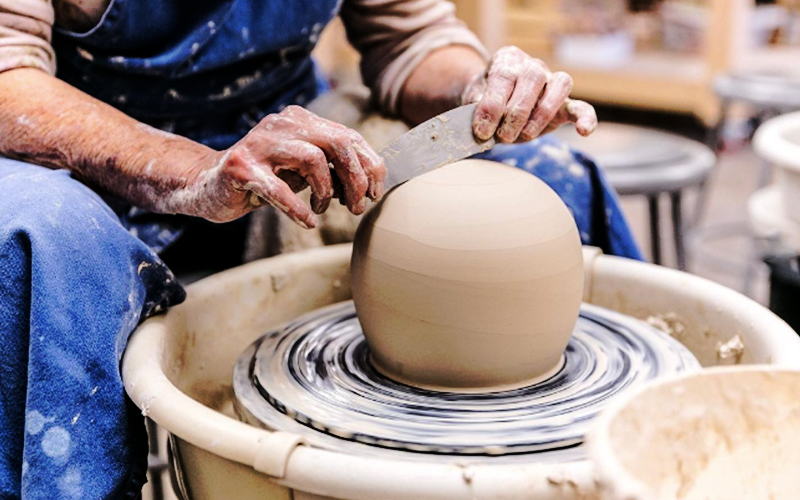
left=380, top=103, right=496, bottom=190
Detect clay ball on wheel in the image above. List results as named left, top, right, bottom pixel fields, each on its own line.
left=351, top=159, right=584, bottom=391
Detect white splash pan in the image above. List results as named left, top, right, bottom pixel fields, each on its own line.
left=748, top=185, right=800, bottom=250
left=753, top=110, right=800, bottom=223
left=588, top=366, right=800, bottom=500
left=122, top=245, right=800, bottom=500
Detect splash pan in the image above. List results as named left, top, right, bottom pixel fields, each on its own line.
left=234, top=301, right=698, bottom=459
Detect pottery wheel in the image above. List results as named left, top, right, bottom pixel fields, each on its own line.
left=233, top=301, right=699, bottom=458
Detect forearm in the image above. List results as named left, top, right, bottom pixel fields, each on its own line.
left=0, top=68, right=218, bottom=214
left=341, top=0, right=488, bottom=118
left=397, top=45, right=485, bottom=125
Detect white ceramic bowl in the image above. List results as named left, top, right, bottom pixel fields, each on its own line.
left=589, top=366, right=800, bottom=500
left=753, top=111, right=800, bottom=224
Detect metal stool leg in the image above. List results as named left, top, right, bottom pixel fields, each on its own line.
left=707, top=98, right=730, bottom=153
left=757, top=158, right=773, bottom=190
left=691, top=176, right=712, bottom=229
left=754, top=108, right=778, bottom=189
left=694, top=99, right=727, bottom=228
left=741, top=237, right=761, bottom=298
left=648, top=195, right=662, bottom=265
left=670, top=191, right=687, bottom=271
left=146, top=417, right=167, bottom=500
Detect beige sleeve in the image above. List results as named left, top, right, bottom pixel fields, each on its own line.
left=0, top=0, right=56, bottom=75
left=340, top=0, right=489, bottom=115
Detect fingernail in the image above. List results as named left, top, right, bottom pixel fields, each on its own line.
left=474, top=122, right=491, bottom=140
left=369, top=183, right=383, bottom=200
left=354, top=198, right=367, bottom=215
left=311, top=195, right=322, bottom=214
left=298, top=215, right=317, bottom=229
left=497, top=125, right=515, bottom=144
left=577, top=120, right=596, bottom=136
left=523, top=122, right=542, bottom=140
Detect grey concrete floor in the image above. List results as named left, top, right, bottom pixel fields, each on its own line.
left=618, top=143, right=771, bottom=305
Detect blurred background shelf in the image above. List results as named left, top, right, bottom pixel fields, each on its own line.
left=451, top=0, right=800, bottom=126
left=561, top=51, right=709, bottom=118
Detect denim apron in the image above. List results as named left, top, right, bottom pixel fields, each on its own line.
left=51, top=0, right=342, bottom=255
left=54, top=0, right=341, bottom=149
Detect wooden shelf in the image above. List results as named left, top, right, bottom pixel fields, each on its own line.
left=557, top=51, right=706, bottom=81
left=734, top=46, right=800, bottom=77
left=553, top=51, right=714, bottom=120
left=450, top=0, right=800, bottom=125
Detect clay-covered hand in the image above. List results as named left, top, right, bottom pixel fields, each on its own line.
left=182, top=105, right=386, bottom=227
left=462, top=46, right=598, bottom=143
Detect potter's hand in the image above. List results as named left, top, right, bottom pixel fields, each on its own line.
left=184, top=106, right=386, bottom=228
left=462, top=46, right=598, bottom=143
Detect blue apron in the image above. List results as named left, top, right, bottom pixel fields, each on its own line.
left=53, top=0, right=341, bottom=254
left=54, top=0, right=340, bottom=149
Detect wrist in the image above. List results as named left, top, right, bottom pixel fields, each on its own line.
left=399, top=46, right=487, bottom=124
left=124, top=130, right=222, bottom=217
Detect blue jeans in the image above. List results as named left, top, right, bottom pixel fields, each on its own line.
left=0, top=160, right=184, bottom=499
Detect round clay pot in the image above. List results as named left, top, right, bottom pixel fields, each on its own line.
left=350, top=159, right=584, bottom=390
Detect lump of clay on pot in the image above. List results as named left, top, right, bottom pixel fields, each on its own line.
left=351, top=159, right=584, bottom=391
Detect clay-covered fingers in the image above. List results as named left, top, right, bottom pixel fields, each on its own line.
left=519, top=71, right=573, bottom=141
left=352, top=137, right=386, bottom=200
left=473, top=71, right=514, bottom=140
left=243, top=169, right=318, bottom=229
left=496, top=62, right=548, bottom=143
left=274, top=106, right=385, bottom=214
left=270, top=141, right=334, bottom=214
left=472, top=47, right=525, bottom=141
left=304, top=126, right=385, bottom=216
left=539, top=99, right=598, bottom=137
left=565, top=99, right=598, bottom=136
left=250, top=105, right=386, bottom=218
left=539, top=110, right=572, bottom=137
left=464, top=46, right=595, bottom=142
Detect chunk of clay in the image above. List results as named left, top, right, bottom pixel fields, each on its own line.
left=351, top=159, right=584, bottom=391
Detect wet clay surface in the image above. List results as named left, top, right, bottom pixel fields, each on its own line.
left=351, top=159, right=585, bottom=389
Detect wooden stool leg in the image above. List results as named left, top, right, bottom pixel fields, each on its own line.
left=648, top=195, right=662, bottom=265
left=670, top=191, right=687, bottom=271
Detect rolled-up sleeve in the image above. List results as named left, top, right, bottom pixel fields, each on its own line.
left=0, top=0, right=56, bottom=75
left=340, top=0, right=489, bottom=115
